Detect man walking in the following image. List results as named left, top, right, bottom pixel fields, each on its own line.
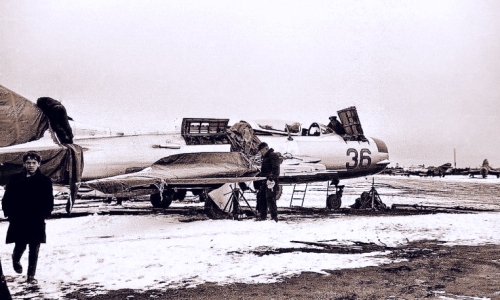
left=2, top=151, right=54, bottom=284
left=256, top=142, right=281, bottom=222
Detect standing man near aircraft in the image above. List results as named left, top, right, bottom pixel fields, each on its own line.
left=327, top=116, right=346, bottom=135
left=2, top=151, right=54, bottom=284
left=256, top=142, right=280, bottom=222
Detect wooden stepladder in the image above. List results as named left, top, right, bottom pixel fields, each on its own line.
left=290, top=183, right=308, bottom=207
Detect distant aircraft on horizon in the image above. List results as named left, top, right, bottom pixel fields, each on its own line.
left=390, top=163, right=454, bottom=177
left=468, top=159, right=500, bottom=178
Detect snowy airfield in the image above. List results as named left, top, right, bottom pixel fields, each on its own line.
left=1, top=175, right=500, bottom=299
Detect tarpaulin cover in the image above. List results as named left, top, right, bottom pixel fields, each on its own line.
left=85, top=152, right=259, bottom=195
left=0, top=144, right=84, bottom=186
left=36, top=97, right=74, bottom=144
left=226, top=121, right=261, bottom=156
left=0, top=85, right=49, bottom=147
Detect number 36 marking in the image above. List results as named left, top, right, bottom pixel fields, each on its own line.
left=346, top=148, right=371, bottom=169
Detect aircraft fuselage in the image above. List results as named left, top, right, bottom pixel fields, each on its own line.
left=258, top=134, right=389, bottom=179
left=78, top=131, right=389, bottom=181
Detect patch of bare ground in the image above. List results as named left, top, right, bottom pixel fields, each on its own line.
left=67, top=240, right=500, bottom=300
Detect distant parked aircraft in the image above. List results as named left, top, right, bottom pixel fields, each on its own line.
left=400, top=163, right=454, bottom=177
left=468, top=159, right=500, bottom=178
left=426, top=163, right=454, bottom=177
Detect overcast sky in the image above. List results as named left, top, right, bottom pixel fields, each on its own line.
left=1, top=0, right=499, bottom=168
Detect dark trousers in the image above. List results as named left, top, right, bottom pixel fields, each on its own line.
left=257, top=183, right=278, bottom=220
left=13, top=242, right=40, bottom=277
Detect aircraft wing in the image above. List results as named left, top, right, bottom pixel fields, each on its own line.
left=468, top=168, right=480, bottom=176
left=83, top=152, right=261, bottom=196
left=277, top=155, right=341, bottom=183
left=488, top=169, right=500, bottom=177
left=282, top=155, right=322, bottom=164
left=0, top=141, right=84, bottom=186
left=83, top=150, right=342, bottom=198
left=279, top=171, right=339, bottom=184
left=467, top=167, right=500, bottom=178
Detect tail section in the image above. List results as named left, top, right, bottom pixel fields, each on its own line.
left=482, top=159, right=489, bottom=168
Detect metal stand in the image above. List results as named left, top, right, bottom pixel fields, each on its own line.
left=222, top=184, right=256, bottom=220
left=368, top=178, right=386, bottom=210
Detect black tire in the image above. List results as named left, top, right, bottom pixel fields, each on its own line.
left=162, top=194, right=173, bottom=208
left=327, top=194, right=341, bottom=210
left=150, top=193, right=173, bottom=208
left=192, top=189, right=203, bottom=196
left=173, top=189, right=187, bottom=201
left=150, top=193, right=162, bottom=208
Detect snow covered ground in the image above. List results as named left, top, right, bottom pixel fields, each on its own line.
left=0, top=175, right=499, bottom=299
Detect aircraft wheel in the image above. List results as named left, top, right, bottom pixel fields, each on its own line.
left=150, top=193, right=162, bottom=208
left=150, top=193, right=173, bottom=208
left=161, top=194, right=173, bottom=208
left=173, top=190, right=187, bottom=201
left=199, top=192, right=206, bottom=202
left=326, top=194, right=342, bottom=210
left=192, top=189, right=203, bottom=196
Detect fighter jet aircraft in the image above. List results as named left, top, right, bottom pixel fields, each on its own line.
left=83, top=110, right=390, bottom=210
left=1, top=85, right=390, bottom=213
left=468, top=159, right=500, bottom=178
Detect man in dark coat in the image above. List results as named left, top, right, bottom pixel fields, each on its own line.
left=2, top=151, right=54, bottom=284
left=327, top=116, right=346, bottom=135
left=255, top=142, right=280, bottom=222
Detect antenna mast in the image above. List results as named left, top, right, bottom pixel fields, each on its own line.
left=454, top=148, right=456, bottom=168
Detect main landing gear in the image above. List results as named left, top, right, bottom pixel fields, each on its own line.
left=150, top=189, right=187, bottom=208
left=326, top=185, right=344, bottom=210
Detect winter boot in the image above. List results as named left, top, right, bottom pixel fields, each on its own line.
left=26, top=276, right=37, bottom=284
left=11, top=254, right=22, bottom=274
